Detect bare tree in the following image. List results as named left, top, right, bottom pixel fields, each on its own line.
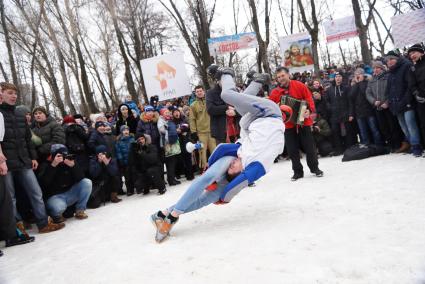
left=352, top=0, right=377, bottom=64
left=0, top=0, right=20, bottom=99
left=297, top=0, right=320, bottom=75
left=159, top=0, right=215, bottom=88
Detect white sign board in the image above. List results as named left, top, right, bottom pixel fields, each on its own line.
left=208, top=32, right=258, bottom=56
left=140, top=51, right=192, bottom=102
left=279, top=32, right=314, bottom=73
left=392, top=8, right=425, bottom=48
left=323, top=16, right=359, bottom=43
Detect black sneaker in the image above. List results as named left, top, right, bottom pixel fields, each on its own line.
left=313, top=169, right=324, bottom=177
left=6, top=236, right=35, bottom=247
left=252, top=72, right=271, bottom=85
left=158, top=188, right=167, bottom=195
left=291, top=173, right=304, bottom=181
left=0, top=250, right=3, bottom=257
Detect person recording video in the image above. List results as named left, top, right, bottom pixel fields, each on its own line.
left=37, top=144, right=92, bottom=223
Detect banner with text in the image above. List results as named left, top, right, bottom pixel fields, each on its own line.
left=141, top=51, right=191, bottom=102
left=208, top=32, right=258, bottom=56
left=323, top=16, right=359, bottom=43
left=279, top=32, right=314, bottom=73
left=392, top=8, right=425, bottom=48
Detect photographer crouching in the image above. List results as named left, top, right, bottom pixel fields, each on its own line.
left=37, top=144, right=92, bottom=223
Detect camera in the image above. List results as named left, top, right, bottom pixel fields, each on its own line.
left=64, top=154, right=76, bottom=160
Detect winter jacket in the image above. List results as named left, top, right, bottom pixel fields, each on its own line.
left=128, top=140, right=162, bottom=176
left=103, top=132, right=116, bottom=158
left=89, top=156, right=119, bottom=182
left=269, top=80, right=316, bottom=129
left=206, top=84, right=227, bottom=141
left=409, top=55, right=425, bottom=102
left=313, top=117, right=332, bottom=144
left=387, top=57, right=414, bottom=114
left=136, top=112, right=160, bottom=147
left=189, top=97, right=211, bottom=134
left=350, top=80, right=374, bottom=118
left=31, top=116, right=66, bottom=161
left=87, top=130, right=108, bottom=154
left=64, top=123, right=88, bottom=154
left=115, top=103, right=138, bottom=135
left=115, top=135, right=135, bottom=167
left=366, top=72, right=389, bottom=110
left=325, top=83, right=353, bottom=123
left=37, top=162, right=85, bottom=199
left=0, top=103, right=37, bottom=171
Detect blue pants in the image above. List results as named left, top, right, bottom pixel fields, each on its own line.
left=397, top=110, right=421, bottom=146
left=168, top=156, right=235, bottom=214
left=5, top=169, right=48, bottom=229
left=356, top=116, right=383, bottom=145
left=47, top=179, right=92, bottom=217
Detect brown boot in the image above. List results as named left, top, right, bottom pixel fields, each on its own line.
left=16, top=222, right=30, bottom=238
left=39, top=218, right=65, bottom=233
left=110, top=192, right=122, bottom=203
left=75, top=210, right=88, bottom=220
left=395, top=141, right=410, bottom=153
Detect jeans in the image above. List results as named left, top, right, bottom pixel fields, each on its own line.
left=46, top=178, right=92, bottom=217
left=168, top=156, right=235, bottom=214
left=397, top=110, right=421, bottom=146
left=356, top=116, right=383, bottom=145
left=5, top=169, right=49, bottom=229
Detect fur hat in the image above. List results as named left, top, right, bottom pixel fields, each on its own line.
left=407, top=44, right=424, bottom=54
left=32, top=106, right=48, bottom=116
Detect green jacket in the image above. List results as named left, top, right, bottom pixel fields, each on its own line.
left=189, top=97, right=211, bottom=134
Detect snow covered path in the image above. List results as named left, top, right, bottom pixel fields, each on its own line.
left=1, top=154, right=425, bottom=284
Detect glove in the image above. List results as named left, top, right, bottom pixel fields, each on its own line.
left=190, top=132, right=199, bottom=143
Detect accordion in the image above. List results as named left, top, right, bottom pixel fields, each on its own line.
left=280, top=95, right=308, bottom=125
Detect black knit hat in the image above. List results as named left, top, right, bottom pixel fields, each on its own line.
left=407, top=44, right=424, bottom=54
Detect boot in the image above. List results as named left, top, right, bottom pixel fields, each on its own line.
left=75, top=210, right=88, bottom=220
left=395, top=141, right=410, bottom=153
left=38, top=218, right=65, bottom=233
left=110, top=192, right=122, bottom=203
left=52, top=215, right=66, bottom=224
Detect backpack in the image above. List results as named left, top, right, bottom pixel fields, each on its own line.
left=342, top=144, right=390, bottom=162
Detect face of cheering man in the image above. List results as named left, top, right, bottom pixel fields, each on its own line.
left=275, top=69, right=290, bottom=88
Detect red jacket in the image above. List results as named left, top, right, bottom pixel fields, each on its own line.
left=269, top=80, right=316, bottom=129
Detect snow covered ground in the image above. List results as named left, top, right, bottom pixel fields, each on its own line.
left=1, top=154, right=425, bottom=284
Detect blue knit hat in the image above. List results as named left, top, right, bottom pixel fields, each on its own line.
left=144, top=105, right=154, bottom=112
left=51, top=144, right=68, bottom=156
left=120, top=125, right=129, bottom=133
left=95, top=145, right=108, bottom=155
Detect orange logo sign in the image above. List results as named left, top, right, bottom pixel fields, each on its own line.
left=154, top=60, right=176, bottom=90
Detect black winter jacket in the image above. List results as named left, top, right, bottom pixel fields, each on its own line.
left=387, top=57, right=414, bottom=114
left=37, top=162, right=85, bottom=199
left=128, top=142, right=162, bottom=177
left=206, top=84, right=227, bottom=141
left=31, top=116, right=66, bottom=161
left=89, top=156, right=119, bottom=182
left=350, top=80, right=374, bottom=118
left=0, top=103, right=37, bottom=171
left=325, top=83, right=353, bottom=123
left=409, top=56, right=425, bottom=102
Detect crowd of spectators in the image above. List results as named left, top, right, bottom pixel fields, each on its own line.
left=0, top=43, right=424, bottom=256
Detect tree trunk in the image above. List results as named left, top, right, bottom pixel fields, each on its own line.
left=0, top=1, right=20, bottom=99
left=64, top=0, right=99, bottom=113
left=41, top=2, right=77, bottom=114
left=107, top=0, right=138, bottom=102
left=352, top=0, right=376, bottom=64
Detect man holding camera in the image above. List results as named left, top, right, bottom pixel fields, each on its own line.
left=37, top=144, right=92, bottom=223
